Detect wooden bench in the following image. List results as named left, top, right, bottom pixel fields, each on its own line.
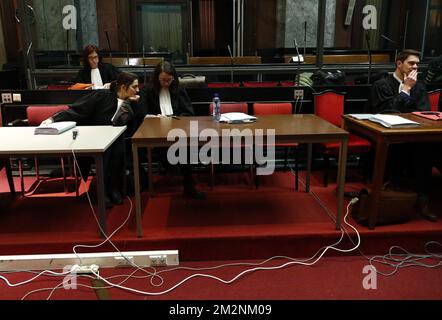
left=102, top=57, right=164, bottom=66
left=188, top=56, right=262, bottom=65
left=284, top=54, right=391, bottom=64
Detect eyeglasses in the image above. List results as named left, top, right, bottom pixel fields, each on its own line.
left=159, top=77, right=174, bottom=84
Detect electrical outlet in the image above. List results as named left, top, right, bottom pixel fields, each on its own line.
left=149, top=255, right=168, bottom=267
left=1, top=93, right=13, bottom=104
left=70, top=264, right=99, bottom=274
left=294, top=89, right=304, bottom=100
left=13, top=94, right=22, bottom=102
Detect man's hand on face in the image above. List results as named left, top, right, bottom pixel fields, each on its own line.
left=403, top=70, right=418, bottom=93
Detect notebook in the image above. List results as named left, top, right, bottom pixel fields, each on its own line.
left=219, top=113, right=257, bottom=124
left=368, top=114, right=420, bottom=128
left=34, top=121, right=76, bottom=135
left=412, top=111, right=442, bottom=121
left=348, top=114, right=420, bottom=128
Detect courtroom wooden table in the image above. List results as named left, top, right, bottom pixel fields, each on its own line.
left=0, top=126, right=126, bottom=237
left=343, top=113, right=442, bottom=229
left=132, top=115, right=349, bottom=237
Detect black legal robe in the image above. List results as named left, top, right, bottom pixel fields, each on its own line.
left=73, top=63, right=120, bottom=85
left=370, top=74, right=430, bottom=114
left=141, top=86, right=195, bottom=117
left=51, top=90, right=142, bottom=196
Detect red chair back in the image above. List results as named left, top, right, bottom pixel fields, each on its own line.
left=313, top=91, right=346, bottom=127
left=27, top=105, right=70, bottom=126
left=428, top=89, right=441, bottom=112
left=208, top=82, right=241, bottom=88
left=210, top=103, right=248, bottom=115
left=253, top=103, right=292, bottom=115
left=243, top=81, right=279, bottom=88
left=280, top=81, right=296, bottom=87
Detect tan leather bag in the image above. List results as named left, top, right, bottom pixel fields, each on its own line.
left=352, top=187, right=417, bottom=226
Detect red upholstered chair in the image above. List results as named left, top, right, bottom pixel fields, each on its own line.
left=280, top=81, right=296, bottom=87
left=313, top=90, right=372, bottom=187
left=208, top=103, right=251, bottom=188
left=208, top=82, right=242, bottom=88
left=209, top=102, right=248, bottom=115
left=24, top=105, right=79, bottom=196
left=252, top=103, right=299, bottom=190
left=243, top=81, right=279, bottom=88
left=428, top=89, right=441, bottom=112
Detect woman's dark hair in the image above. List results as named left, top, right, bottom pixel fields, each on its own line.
left=110, top=72, right=138, bottom=92
left=148, top=61, right=179, bottom=95
left=82, top=44, right=102, bottom=70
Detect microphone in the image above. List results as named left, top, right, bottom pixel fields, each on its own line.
left=142, top=44, right=147, bottom=86
left=381, top=34, right=396, bottom=44
left=66, top=30, right=71, bottom=66
left=118, top=24, right=130, bottom=65
left=105, top=31, right=113, bottom=64
left=304, top=22, right=307, bottom=56
left=365, top=31, right=372, bottom=84
left=293, top=39, right=302, bottom=85
left=227, top=45, right=233, bottom=59
left=227, top=45, right=234, bottom=83
left=381, top=34, right=398, bottom=61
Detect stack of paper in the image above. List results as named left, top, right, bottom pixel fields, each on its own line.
left=219, top=113, right=257, bottom=124
left=368, top=114, right=420, bottom=128
left=34, top=121, right=76, bottom=135
left=348, top=114, right=375, bottom=120
left=348, top=114, right=420, bottom=128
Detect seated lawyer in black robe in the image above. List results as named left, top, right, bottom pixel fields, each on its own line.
left=42, top=72, right=142, bottom=207
left=73, top=44, right=120, bottom=90
left=370, top=73, right=429, bottom=114
left=140, top=61, right=206, bottom=200
left=369, top=50, right=437, bottom=222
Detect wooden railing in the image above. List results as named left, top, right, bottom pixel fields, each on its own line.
left=284, top=54, right=391, bottom=64
left=188, top=56, right=262, bottom=65
left=101, top=57, right=164, bottom=66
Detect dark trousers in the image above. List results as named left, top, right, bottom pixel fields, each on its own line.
left=156, top=147, right=195, bottom=189
left=76, top=136, right=125, bottom=197
left=386, top=143, right=433, bottom=196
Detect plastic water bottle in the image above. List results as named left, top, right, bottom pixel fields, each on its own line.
left=213, top=93, right=221, bottom=122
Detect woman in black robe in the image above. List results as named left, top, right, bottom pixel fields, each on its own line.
left=73, top=44, right=120, bottom=90
left=141, top=61, right=206, bottom=200
left=41, top=72, right=142, bottom=208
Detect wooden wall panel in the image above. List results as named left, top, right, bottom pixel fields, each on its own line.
left=334, top=0, right=352, bottom=48
left=0, top=0, right=21, bottom=62
left=96, top=0, right=133, bottom=52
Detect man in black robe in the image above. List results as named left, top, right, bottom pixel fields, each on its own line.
left=370, top=49, right=437, bottom=222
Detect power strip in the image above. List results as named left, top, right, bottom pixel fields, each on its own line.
left=0, top=250, right=179, bottom=271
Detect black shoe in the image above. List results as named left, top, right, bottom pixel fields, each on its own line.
left=184, top=187, right=207, bottom=200
left=105, top=195, right=114, bottom=209
left=420, top=211, right=438, bottom=222
left=110, top=190, right=124, bottom=205
left=417, top=196, right=438, bottom=222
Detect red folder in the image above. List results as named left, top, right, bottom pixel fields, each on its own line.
left=412, top=111, right=442, bottom=121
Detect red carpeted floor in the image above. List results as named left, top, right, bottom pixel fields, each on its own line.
left=0, top=167, right=442, bottom=300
